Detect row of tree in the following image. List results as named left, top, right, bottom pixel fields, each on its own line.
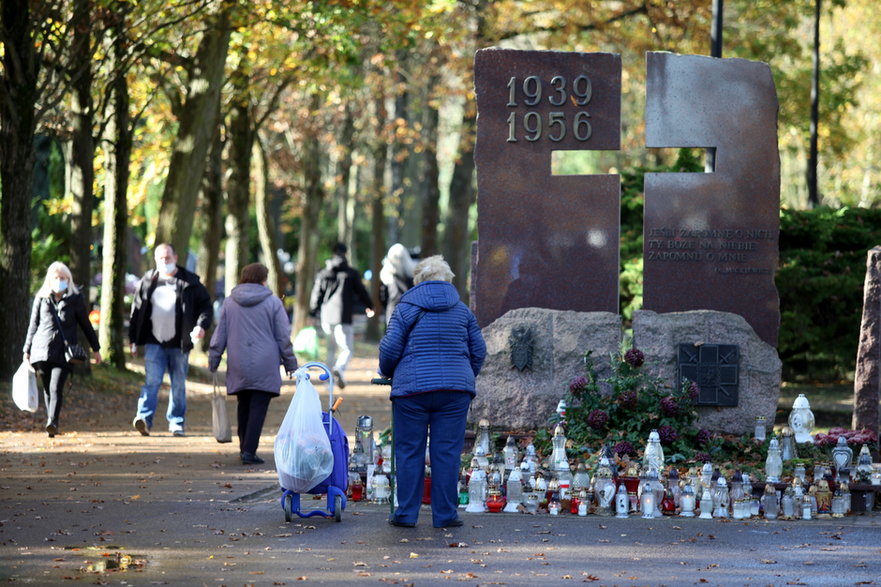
left=1, top=0, right=878, bottom=379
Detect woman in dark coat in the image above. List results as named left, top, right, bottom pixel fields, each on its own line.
left=23, top=261, right=101, bottom=437
left=208, top=263, right=298, bottom=465
left=378, top=255, right=486, bottom=528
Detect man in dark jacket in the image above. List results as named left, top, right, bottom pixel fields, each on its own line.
left=130, top=243, right=212, bottom=436
left=309, top=243, right=374, bottom=388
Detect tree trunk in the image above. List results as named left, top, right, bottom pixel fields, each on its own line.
left=0, top=0, right=38, bottom=379
left=443, top=105, right=476, bottom=303
left=200, top=121, right=224, bottom=304
left=155, top=5, right=231, bottom=255
left=335, top=106, right=355, bottom=245
left=807, top=0, right=821, bottom=207
left=255, top=137, right=282, bottom=295
left=68, top=0, right=95, bottom=375
left=224, top=64, right=254, bottom=296
left=421, top=86, right=441, bottom=257
left=293, top=93, right=327, bottom=336
left=853, top=246, right=881, bottom=444
left=69, top=0, right=94, bottom=298
left=366, top=98, right=388, bottom=342
left=99, top=16, right=131, bottom=369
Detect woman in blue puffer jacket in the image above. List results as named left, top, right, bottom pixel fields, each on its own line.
left=379, top=255, right=486, bottom=529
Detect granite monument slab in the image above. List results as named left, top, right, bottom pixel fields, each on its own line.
left=643, top=52, right=781, bottom=346
left=474, top=48, right=621, bottom=328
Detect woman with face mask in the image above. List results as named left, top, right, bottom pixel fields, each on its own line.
left=23, top=262, right=101, bottom=437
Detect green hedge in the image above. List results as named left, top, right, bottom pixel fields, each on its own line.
left=777, top=207, right=881, bottom=381
left=618, top=152, right=881, bottom=382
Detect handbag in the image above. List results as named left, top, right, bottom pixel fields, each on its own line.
left=12, top=361, right=39, bottom=412
left=64, top=343, right=89, bottom=364
left=212, top=374, right=232, bottom=443
left=48, top=298, right=89, bottom=365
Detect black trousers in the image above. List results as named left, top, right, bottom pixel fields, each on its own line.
left=33, top=361, right=70, bottom=427
left=236, top=390, right=274, bottom=454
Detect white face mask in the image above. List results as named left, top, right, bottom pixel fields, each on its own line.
left=159, top=262, right=176, bottom=275
left=53, top=279, right=68, bottom=293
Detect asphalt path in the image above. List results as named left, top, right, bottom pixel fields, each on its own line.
left=2, top=356, right=880, bottom=586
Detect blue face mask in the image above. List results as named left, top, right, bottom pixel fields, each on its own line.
left=54, top=279, right=68, bottom=293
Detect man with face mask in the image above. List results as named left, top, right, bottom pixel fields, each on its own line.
left=129, top=243, right=213, bottom=436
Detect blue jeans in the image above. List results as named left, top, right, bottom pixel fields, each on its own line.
left=135, top=344, right=189, bottom=431
left=392, top=391, right=471, bottom=527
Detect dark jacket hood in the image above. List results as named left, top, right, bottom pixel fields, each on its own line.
left=230, top=283, right=273, bottom=307
left=399, top=280, right=460, bottom=312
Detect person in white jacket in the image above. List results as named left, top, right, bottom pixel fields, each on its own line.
left=209, top=264, right=298, bottom=465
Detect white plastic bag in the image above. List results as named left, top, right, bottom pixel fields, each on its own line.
left=212, top=376, right=232, bottom=443
left=12, top=362, right=39, bottom=412
left=274, top=371, right=334, bottom=493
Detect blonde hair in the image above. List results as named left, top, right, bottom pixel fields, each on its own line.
left=36, top=261, right=80, bottom=298
left=413, top=255, right=454, bottom=284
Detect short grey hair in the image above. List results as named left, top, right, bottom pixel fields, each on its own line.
left=413, top=255, right=454, bottom=284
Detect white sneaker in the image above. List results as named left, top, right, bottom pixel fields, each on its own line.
left=170, top=428, right=186, bottom=437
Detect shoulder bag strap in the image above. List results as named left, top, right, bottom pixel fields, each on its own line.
left=47, top=297, right=72, bottom=348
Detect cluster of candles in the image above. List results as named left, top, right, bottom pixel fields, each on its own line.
left=452, top=418, right=880, bottom=520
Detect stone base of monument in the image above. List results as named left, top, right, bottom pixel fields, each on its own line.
left=633, top=309, right=781, bottom=436
left=471, top=307, right=781, bottom=436
left=471, top=308, right=622, bottom=431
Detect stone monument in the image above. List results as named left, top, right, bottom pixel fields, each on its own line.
left=473, top=48, right=622, bottom=328
left=643, top=52, right=781, bottom=347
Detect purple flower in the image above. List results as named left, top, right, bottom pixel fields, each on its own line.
left=586, top=409, right=609, bottom=430
left=694, top=429, right=712, bottom=448
left=624, top=348, right=645, bottom=368
left=686, top=381, right=700, bottom=401
left=660, top=395, right=679, bottom=416
left=657, top=425, right=678, bottom=444
left=617, top=389, right=638, bottom=409
left=569, top=376, right=588, bottom=394
left=694, top=452, right=712, bottom=463
left=613, top=441, right=638, bottom=458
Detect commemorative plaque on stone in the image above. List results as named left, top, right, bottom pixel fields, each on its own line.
left=473, top=48, right=622, bottom=328
left=643, top=52, right=781, bottom=346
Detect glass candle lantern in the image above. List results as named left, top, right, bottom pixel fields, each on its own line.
left=754, top=415, right=767, bottom=442
left=762, top=485, right=778, bottom=520
left=831, top=436, right=854, bottom=479
left=577, top=488, right=589, bottom=516
left=856, top=444, right=874, bottom=482
left=712, top=477, right=729, bottom=518
left=680, top=482, right=696, bottom=517
left=640, top=478, right=656, bottom=519
left=551, top=423, right=569, bottom=473
left=788, top=393, right=815, bottom=443
left=504, top=467, right=523, bottom=513
left=503, top=436, right=518, bottom=471
left=372, top=473, right=390, bottom=505
left=615, top=483, right=629, bottom=518
left=698, top=488, right=713, bottom=519
left=781, top=427, right=798, bottom=461
left=486, top=487, right=506, bottom=513
left=801, top=494, right=813, bottom=520
left=356, top=415, right=375, bottom=466
left=465, top=459, right=487, bottom=513
left=765, top=437, right=783, bottom=483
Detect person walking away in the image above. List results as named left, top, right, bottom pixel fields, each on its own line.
left=129, top=243, right=212, bottom=436
left=379, top=243, right=415, bottom=326
left=378, top=255, right=486, bottom=528
left=208, top=263, right=298, bottom=465
left=309, top=242, right=375, bottom=388
left=23, top=261, right=102, bottom=437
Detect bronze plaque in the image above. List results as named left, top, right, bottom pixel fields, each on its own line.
left=643, top=52, right=781, bottom=346
left=474, top=48, right=622, bottom=327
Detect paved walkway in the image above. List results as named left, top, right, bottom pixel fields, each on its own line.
left=2, top=353, right=881, bottom=586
